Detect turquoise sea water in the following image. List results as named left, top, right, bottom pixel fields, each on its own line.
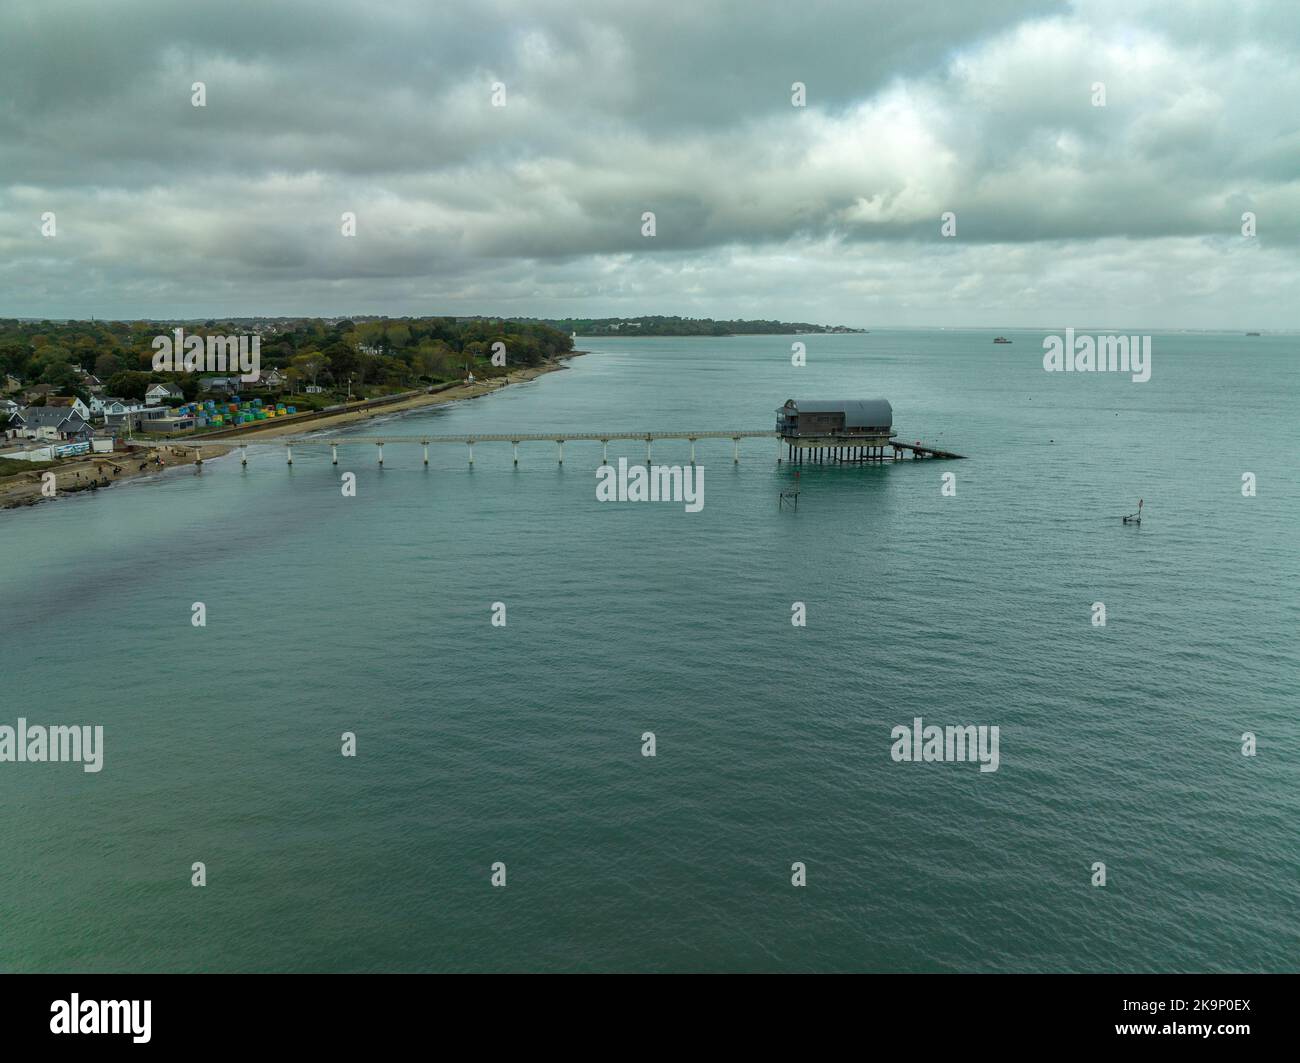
left=1, top=330, right=1297, bottom=972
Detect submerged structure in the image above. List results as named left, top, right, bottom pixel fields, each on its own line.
left=775, top=398, right=962, bottom=463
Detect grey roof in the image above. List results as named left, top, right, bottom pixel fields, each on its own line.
left=777, top=398, right=892, bottom=426
left=17, top=407, right=87, bottom=429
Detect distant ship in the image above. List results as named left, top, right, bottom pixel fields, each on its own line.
left=1246, top=331, right=1261, bottom=336
left=993, top=336, right=1012, bottom=344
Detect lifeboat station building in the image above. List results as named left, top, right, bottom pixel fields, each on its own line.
left=775, top=398, right=895, bottom=463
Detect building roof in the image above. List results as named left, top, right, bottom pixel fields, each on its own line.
left=777, top=398, right=893, bottom=425
left=17, top=406, right=87, bottom=428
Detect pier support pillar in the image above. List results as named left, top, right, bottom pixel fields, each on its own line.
left=423, top=443, right=429, bottom=465
left=512, top=441, right=519, bottom=465
left=467, top=442, right=474, bottom=465
left=557, top=440, right=564, bottom=465
left=646, top=438, right=652, bottom=463
left=240, top=445, right=247, bottom=466
left=601, top=440, right=609, bottom=465
left=377, top=443, right=384, bottom=466
left=733, top=437, right=740, bottom=463
left=777, top=437, right=783, bottom=464
left=689, top=438, right=696, bottom=465
left=286, top=445, right=292, bottom=465
left=330, top=444, right=338, bottom=465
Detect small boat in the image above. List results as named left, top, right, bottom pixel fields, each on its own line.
left=993, top=336, right=1012, bottom=344
left=1122, top=499, right=1143, bottom=524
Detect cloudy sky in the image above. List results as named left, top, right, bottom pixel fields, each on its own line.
left=1, top=0, right=1296, bottom=327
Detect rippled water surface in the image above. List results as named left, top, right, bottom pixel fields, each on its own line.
left=2, top=330, right=1297, bottom=971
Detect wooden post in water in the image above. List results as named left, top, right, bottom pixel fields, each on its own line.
left=377, top=443, right=383, bottom=466
left=330, top=444, right=338, bottom=465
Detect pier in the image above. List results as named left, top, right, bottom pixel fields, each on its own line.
left=129, top=429, right=964, bottom=466
left=124, top=396, right=964, bottom=467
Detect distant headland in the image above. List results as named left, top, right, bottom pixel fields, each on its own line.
left=493, top=316, right=867, bottom=336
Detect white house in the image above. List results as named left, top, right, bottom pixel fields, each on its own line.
left=11, top=407, right=93, bottom=441
left=145, top=382, right=185, bottom=405
left=45, top=395, right=93, bottom=421
left=100, top=397, right=146, bottom=427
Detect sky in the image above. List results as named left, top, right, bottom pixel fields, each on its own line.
left=1, top=0, right=1297, bottom=328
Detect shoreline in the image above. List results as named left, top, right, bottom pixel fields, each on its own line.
left=0, top=353, right=582, bottom=510
left=0, top=444, right=227, bottom=509
left=199, top=355, right=577, bottom=443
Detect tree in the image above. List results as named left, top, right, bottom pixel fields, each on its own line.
left=94, top=352, right=124, bottom=380
left=291, top=350, right=326, bottom=388
left=106, top=371, right=152, bottom=401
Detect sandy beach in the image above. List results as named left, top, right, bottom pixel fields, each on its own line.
left=0, top=355, right=579, bottom=511
left=200, top=357, right=573, bottom=443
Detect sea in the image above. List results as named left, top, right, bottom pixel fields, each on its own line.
left=1, top=329, right=1297, bottom=972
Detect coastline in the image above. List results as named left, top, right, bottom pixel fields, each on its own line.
left=0, top=444, right=226, bottom=509
left=0, top=353, right=582, bottom=510
left=203, top=355, right=576, bottom=442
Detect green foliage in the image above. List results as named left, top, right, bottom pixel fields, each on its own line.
left=106, top=370, right=153, bottom=401
left=0, top=316, right=575, bottom=398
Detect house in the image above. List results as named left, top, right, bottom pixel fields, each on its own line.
left=100, top=397, right=146, bottom=428
left=199, top=376, right=238, bottom=394
left=243, top=368, right=284, bottom=389
left=304, top=385, right=325, bottom=394
left=80, top=374, right=106, bottom=396
left=145, top=382, right=185, bottom=405
left=46, top=395, right=93, bottom=421
left=11, top=406, right=93, bottom=442
left=3, top=375, right=21, bottom=394
left=775, top=399, right=893, bottom=440
left=21, top=383, right=53, bottom=403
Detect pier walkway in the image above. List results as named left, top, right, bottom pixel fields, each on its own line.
left=127, top=431, right=964, bottom=465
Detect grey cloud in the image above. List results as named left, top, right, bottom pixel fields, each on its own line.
left=0, top=0, right=1296, bottom=326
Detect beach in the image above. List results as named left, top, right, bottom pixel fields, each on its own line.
left=0, top=356, right=578, bottom=510
left=200, top=357, right=574, bottom=442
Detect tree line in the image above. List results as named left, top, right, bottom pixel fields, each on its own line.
left=0, top=317, right=574, bottom=402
